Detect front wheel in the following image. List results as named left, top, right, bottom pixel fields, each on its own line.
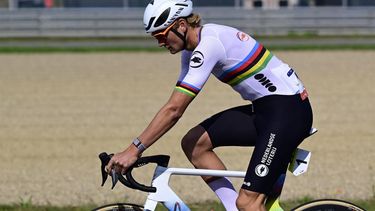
left=292, top=199, right=365, bottom=211
left=92, top=203, right=144, bottom=211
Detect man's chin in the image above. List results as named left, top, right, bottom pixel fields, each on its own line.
left=170, top=50, right=178, bottom=54
left=169, top=48, right=182, bottom=54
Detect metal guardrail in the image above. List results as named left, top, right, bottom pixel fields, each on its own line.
left=0, top=7, right=374, bottom=38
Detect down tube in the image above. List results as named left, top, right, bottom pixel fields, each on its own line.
left=163, top=200, right=190, bottom=211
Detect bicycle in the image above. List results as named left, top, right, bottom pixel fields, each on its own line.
left=93, top=128, right=365, bottom=211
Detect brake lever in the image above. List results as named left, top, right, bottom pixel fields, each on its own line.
left=99, top=152, right=114, bottom=187
left=99, top=152, right=133, bottom=189
left=111, top=169, right=119, bottom=189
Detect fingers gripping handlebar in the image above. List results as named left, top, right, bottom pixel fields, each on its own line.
left=99, top=152, right=170, bottom=193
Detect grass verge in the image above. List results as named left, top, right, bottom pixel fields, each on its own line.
left=1, top=35, right=375, bottom=53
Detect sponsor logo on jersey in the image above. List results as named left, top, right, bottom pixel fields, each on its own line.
left=287, top=69, right=294, bottom=77
left=190, top=51, right=204, bottom=68
left=236, top=31, right=250, bottom=42
left=254, top=73, right=277, bottom=92
left=255, top=164, right=269, bottom=177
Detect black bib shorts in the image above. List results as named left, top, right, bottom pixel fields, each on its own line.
left=199, top=94, right=313, bottom=194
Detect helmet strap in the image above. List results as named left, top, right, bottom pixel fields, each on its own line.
left=171, top=27, right=188, bottom=50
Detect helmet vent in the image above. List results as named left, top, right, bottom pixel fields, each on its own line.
left=145, top=17, right=155, bottom=31
left=149, top=0, right=154, bottom=5
left=154, top=7, right=171, bottom=27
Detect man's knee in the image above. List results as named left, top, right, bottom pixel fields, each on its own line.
left=181, top=126, right=211, bottom=161
left=181, top=128, right=196, bottom=156
left=236, top=189, right=266, bottom=211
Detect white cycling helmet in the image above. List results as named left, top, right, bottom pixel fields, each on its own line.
left=143, top=0, right=193, bottom=33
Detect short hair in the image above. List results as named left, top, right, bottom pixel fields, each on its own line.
left=173, top=13, right=201, bottom=29
left=186, top=13, right=201, bottom=28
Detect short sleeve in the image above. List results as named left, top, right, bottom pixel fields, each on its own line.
left=175, top=37, right=226, bottom=97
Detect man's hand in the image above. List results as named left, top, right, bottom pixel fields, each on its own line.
left=105, top=146, right=140, bottom=175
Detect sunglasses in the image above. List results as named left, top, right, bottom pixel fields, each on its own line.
left=151, top=21, right=177, bottom=44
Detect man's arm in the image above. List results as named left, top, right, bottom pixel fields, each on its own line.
left=106, top=90, right=194, bottom=174
left=137, top=90, right=194, bottom=148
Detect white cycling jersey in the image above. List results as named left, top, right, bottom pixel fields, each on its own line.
left=175, top=23, right=306, bottom=101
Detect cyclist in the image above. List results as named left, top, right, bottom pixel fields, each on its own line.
left=106, top=0, right=313, bottom=210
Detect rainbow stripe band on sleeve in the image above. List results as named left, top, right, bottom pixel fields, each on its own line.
left=219, top=43, right=273, bottom=86
left=175, top=81, right=200, bottom=97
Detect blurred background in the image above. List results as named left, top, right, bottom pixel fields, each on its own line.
left=0, top=0, right=374, bottom=209
left=0, top=0, right=374, bottom=49
left=1, top=0, right=375, bottom=9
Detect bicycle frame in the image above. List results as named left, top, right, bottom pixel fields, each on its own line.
left=144, top=167, right=246, bottom=211
left=143, top=147, right=312, bottom=211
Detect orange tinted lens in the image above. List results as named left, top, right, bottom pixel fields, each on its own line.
left=152, top=29, right=166, bottom=37
left=151, top=22, right=177, bottom=44
left=153, top=34, right=167, bottom=44
left=152, top=22, right=176, bottom=37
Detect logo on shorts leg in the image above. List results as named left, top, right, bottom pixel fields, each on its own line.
left=243, top=181, right=251, bottom=187
left=255, top=164, right=269, bottom=177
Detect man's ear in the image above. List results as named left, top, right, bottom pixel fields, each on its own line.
left=178, top=19, right=187, bottom=32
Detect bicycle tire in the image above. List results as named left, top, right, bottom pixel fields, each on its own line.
left=292, top=199, right=365, bottom=211
left=92, top=203, right=144, bottom=211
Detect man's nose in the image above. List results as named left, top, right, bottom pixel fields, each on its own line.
left=158, top=42, right=166, bottom=47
